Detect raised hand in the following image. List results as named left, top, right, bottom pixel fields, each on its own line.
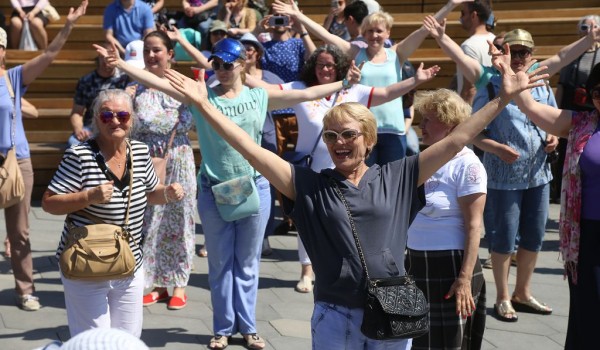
left=272, top=0, right=297, bottom=17
left=164, top=68, right=207, bottom=106
left=497, top=59, right=548, bottom=100
left=346, top=60, right=363, bottom=85
left=415, top=63, right=441, bottom=83
left=162, top=25, right=183, bottom=42
left=93, top=42, right=121, bottom=69
left=66, top=0, right=88, bottom=25
left=423, top=15, right=445, bottom=40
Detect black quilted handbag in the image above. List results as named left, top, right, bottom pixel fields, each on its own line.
left=330, top=179, right=430, bottom=340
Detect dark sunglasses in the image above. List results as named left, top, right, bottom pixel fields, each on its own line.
left=99, top=110, right=131, bottom=124
left=322, top=129, right=363, bottom=144
left=591, top=87, right=600, bottom=100
left=510, top=49, right=532, bottom=59
left=211, top=61, right=238, bottom=71
left=580, top=24, right=591, bottom=32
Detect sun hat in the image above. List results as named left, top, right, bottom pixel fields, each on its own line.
left=209, top=20, right=228, bottom=33
left=504, top=29, right=535, bottom=49
left=124, top=40, right=145, bottom=69
left=209, top=38, right=246, bottom=63
left=239, top=33, right=264, bottom=54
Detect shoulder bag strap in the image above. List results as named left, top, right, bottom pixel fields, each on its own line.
left=329, top=177, right=371, bottom=282
left=4, top=73, right=17, bottom=147
left=308, top=91, right=340, bottom=157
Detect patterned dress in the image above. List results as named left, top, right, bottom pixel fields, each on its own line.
left=131, top=85, right=197, bottom=288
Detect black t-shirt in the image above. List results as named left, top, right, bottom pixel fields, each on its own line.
left=283, top=156, right=425, bottom=308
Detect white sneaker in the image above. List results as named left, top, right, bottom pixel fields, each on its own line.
left=17, top=294, right=41, bottom=311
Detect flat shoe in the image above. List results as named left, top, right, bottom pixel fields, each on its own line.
left=209, top=335, right=229, bottom=349
left=295, top=275, right=313, bottom=293
left=511, top=296, right=552, bottom=315
left=143, top=290, right=169, bottom=306
left=198, top=246, right=208, bottom=257
left=494, top=300, right=518, bottom=322
left=244, top=333, right=265, bottom=349
left=167, top=295, right=187, bottom=310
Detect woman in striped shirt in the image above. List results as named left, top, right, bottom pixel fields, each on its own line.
left=41, top=89, right=184, bottom=337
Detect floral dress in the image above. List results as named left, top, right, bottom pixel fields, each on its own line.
left=131, top=85, right=197, bottom=288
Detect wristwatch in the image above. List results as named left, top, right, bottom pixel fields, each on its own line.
left=342, top=78, right=351, bottom=89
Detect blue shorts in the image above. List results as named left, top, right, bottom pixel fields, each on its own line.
left=487, top=184, right=549, bottom=254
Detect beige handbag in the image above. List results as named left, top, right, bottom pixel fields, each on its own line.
left=0, top=74, right=25, bottom=209
left=151, top=121, right=178, bottom=184
left=41, top=3, right=61, bottom=23
left=59, top=143, right=136, bottom=281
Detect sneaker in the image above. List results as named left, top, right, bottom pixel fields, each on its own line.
left=17, top=294, right=41, bottom=311
left=482, top=256, right=492, bottom=269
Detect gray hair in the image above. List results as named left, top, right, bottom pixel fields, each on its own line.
left=89, top=89, right=134, bottom=137
left=577, top=15, right=600, bottom=33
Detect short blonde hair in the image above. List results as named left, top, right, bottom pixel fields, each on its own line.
left=323, top=102, right=377, bottom=149
left=360, top=11, right=394, bottom=35
left=413, top=89, right=472, bottom=127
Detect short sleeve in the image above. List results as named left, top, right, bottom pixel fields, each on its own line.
left=455, top=156, right=487, bottom=198
left=47, top=148, right=84, bottom=194
left=103, top=5, right=115, bottom=30
left=142, top=4, right=155, bottom=30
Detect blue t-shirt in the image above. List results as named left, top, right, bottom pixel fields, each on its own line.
left=0, top=66, right=29, bottom=159
left=190, top=86, right=268, bottom=182
left=103, top=0, right=155, bottom=48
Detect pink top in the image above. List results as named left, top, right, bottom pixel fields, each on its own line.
left=11, top=0, right=49, bottom=10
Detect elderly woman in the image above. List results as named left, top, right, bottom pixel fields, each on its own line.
left=513, top=62, right=600, bottom=350
left=272, top=0, right=469, bottom=165
left=407, top=89, right=487, bottom=349
left=0, top=1, right=87, bottom=312
left=41, top=89, right=184, bottom=337
left=164, top=45, right=545, bottom=349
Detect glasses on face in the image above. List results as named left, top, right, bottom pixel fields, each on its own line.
left=510, top=49, right=532, bottom=59
left=316, top=62, right=336, bottom=70
left=99, top=110, right=131, bottom=124
left=580, top=24, right=593, bottom=32
left=322, top=129, right=363, bottom=144
left=591, top=87, right=600, bottom=100
left=211, top=61, right=239, bottom=71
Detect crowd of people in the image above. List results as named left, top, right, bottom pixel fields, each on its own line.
left=1, top=0, right=600, bottom=349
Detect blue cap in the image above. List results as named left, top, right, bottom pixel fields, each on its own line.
left=209, top=38, right=246, bottom=63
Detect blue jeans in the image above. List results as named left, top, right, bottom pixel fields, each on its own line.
left=311, top=302, right=411, bottom=350
left=487, top=184, right=549, bottom=254
left=198, top=175, right=271, bottom=335
left=366, top=133, right=407, bottom=167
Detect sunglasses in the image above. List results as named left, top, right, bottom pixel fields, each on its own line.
left=211, top=61, right=239, bottom=71
left=322, top=129, right=363, bottom=144
left=510, top=49, right=532, bottom=59
left=591, top=87, right=600, bottom=100
left=99, top=110, right=131, bottom=124
left=580, top=24, right=591, bottom=32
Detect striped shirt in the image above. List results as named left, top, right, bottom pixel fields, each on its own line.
left=49, top=139, right=159, bottom=271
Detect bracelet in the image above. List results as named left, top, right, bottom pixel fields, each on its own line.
left=164, top=188, right=170, bottom=203
left=300, top=32, right=309, bottom=38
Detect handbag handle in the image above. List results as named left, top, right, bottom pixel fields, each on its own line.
left=4, top=73, right=17, bottom=147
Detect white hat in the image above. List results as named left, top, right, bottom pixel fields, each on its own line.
left=361, top=0, right=381, bottom=14
left=124, top=40, right=145, bottom=69
left=0, top=28, right=7, bottom=48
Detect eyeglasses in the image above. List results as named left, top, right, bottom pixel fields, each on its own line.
left=322, top=129, right=363, bottom=144
left=98, top=110, right=131, bottom=124
left=510, top=49, right=532, bottom=59
left=316, top=63, right=336, bottom=70
left=211, top=61, right=239, bottom=71
left=580, top=24, right=592, bottom=32
left=591, top=87, right=600, bottom=100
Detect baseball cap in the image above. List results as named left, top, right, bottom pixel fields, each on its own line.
left=239, top=33, right=264, bottom=54
left=209, top=38, right=246, bottom=63
left=124, top=40, right=145, bottom=69
left=504, top=29, right=535, bottom=49
left=0, top=28, right=6, bottom=48
left=209, top=20, right=228, bottom=33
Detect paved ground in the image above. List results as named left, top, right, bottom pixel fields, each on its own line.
left=0, top=202, right=567, bottom=349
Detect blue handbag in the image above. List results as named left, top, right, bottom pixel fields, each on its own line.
left=211, top=175, right=260, bottom=222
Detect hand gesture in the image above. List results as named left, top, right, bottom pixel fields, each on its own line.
left=165, top=68, right=208, bottom=106
left=165, top=183, right=184, bottom=202
left=423, top=15, right=445, bottom=40
left=346, top=60, right=364, bottom=86
left=93, top=42, right=121, bottom=69
left=272, top=0, right=297, bottom=17
left=224, top=1, right=234, bottom=14
left=66, top=0, right=88, bottom=25
left=445, top=276, right=475, bottom=319
left=497, top=58, right=548, bottom=101
left=415, top=62, right=441, bottom=84
left=162, top=25, right=183, bottom=42
left=89, top=181, right=114, bottom=204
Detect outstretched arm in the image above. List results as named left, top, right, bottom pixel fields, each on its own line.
left=272, top=0, right=355, bottom=57
left=370, top=63, right=440, bottom=106
left=513, top=89, right=572, bottom=138
left=22, top=0, right=88, bottom=85
left=95, top=43, right=191, bottom=104
left=163, top=26, right=211, bottom=69
left=423, top=15, right=482, bottom=84
left=540, top=26, right=600, bottom=77
left=165, top=68, right=296, bottom=200
left=417, top=59, right=549, bottom=185
left=394, top=0, right=473, bottom=64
